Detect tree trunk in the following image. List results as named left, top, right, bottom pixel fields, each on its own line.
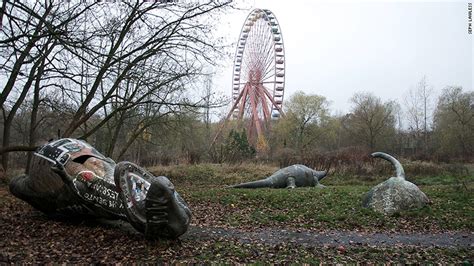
left=106, top=112, right=125, bottom=158
left=1, top=41, right=53, bottom=170
left=26, top=57, right=45, bottom=173
left=117, top=124, right=149, bottom=161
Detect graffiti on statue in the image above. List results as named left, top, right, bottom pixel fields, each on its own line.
left=10, top=138, right=191, bottom=239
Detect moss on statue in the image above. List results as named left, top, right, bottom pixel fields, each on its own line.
left=363, top=152, right=430, bottom=215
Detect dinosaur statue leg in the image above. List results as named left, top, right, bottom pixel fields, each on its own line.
left=286, top=177, right=296, bottom=189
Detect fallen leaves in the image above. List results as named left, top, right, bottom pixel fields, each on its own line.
left=0, top=184, right=472, bottom=263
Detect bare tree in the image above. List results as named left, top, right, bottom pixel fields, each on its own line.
left=0, top=1, right=96, bottom=108
left=433, top=86, right=474, bottom=160
left=404, top=76, right=434, bottom=154
left=0, top=1, right=99, bottom=169
left=0, top=1, right=233, bottom=171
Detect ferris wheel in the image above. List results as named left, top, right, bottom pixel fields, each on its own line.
left=226, top=8, right=285, bottom=150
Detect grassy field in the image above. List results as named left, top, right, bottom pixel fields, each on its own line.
left=1, top=162, right=473, bottom=263
left=150, top=163, right=474, bottom=232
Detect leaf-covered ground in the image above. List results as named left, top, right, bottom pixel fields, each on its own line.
left=1, top=163, right=473, bottom=263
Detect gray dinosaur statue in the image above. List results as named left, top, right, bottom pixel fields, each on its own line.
left=230, top=164, right=327, bottom=189
left=362, top=152, right=430, bottom=215
left=10, top=138, right=191, bottom=239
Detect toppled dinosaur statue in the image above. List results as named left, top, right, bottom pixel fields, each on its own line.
left=362, top=152, right=430, bottom=215
left=9, top=138, right=191, bottom=239
left=230, top=164, right=327, bottom=189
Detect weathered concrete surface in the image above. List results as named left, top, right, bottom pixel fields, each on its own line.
left=230, top=164, right=327, bottom=189
left=363, top=152, right=430, bottom=215
left=362, top=176, right=430, bottom=215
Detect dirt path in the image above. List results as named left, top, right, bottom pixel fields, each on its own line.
left=184, top=226, right=473, bottom=248
left=103, top=218, right=473, bottom=248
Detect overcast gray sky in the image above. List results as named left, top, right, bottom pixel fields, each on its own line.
left=213, top=0, right=473, bottom=116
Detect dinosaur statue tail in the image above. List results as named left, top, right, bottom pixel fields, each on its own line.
left=229, top=179, right=271, bottom=189
left=371, top=152, right=405, bottom=179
